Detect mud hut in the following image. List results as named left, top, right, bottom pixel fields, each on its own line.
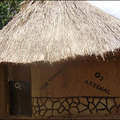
left=0, top=1, right=120, bottom=119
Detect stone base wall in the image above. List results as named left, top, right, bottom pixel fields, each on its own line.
left=32, top=96, right=120, bottom=118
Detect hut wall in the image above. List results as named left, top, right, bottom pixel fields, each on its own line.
left=0, top=64, right=7, bottom=118
left=31, top=60, right=120, bottom=118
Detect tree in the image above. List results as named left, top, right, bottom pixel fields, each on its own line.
left=0, top=0, right=22, bottom=30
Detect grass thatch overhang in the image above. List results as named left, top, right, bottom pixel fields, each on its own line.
left=0, top=1, right=120, bottom=64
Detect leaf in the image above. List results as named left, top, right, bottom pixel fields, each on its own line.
left=0, top=0, right=23, bottom=30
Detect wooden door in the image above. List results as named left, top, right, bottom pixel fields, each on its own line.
left=8, top=64, right=32, bottom=117
left=0, top=64, right=7, bottom=118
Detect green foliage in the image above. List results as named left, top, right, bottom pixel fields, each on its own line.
left=0, top=0, right=22, bottom=30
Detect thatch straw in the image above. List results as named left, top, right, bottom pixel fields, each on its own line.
left=0, top=1, right=120, bottom=64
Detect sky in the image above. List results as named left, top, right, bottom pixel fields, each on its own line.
left=88, top=1, right=120, bottom=19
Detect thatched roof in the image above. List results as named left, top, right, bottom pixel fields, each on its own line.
left=0, top=1, right=120, bottom=64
